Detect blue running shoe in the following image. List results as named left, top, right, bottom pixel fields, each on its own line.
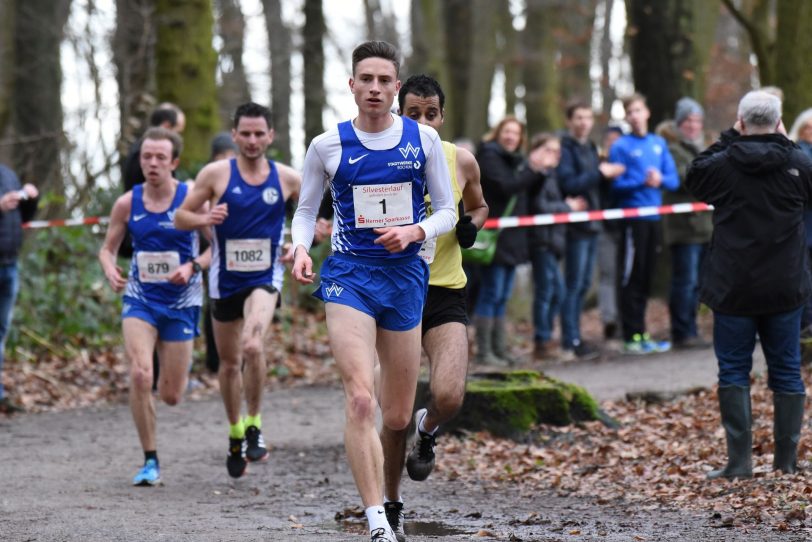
left=642, top=333, right=671, bottom=353
left=132, top=459, right=161, bottom=486
left=623, top=333, right=655, bottom=355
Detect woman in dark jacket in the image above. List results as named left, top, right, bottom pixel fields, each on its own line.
left=524, top=133, right=587, bottom=362
left=473, top=116, right=533, bottom=365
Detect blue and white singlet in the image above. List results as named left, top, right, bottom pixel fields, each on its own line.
left=209, top=158, right=286, bottom=299
left=330, top=117, right=427, bottom=258
left=124, top=182, right=202, bottom=309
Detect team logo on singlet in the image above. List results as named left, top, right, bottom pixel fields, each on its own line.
left=388, top=142, right=422, bottom=170
left=262, top=187, right=280, bottom=205
left=399, top=143, right=420, bottom=159
left=159, top=209, right=177, bottom=228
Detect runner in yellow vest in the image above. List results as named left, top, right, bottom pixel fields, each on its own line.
left=380, top=74, right=488, bottom=540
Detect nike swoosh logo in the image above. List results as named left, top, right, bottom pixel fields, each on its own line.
left=133, top=214, right=147, bottom=221
left=348, top=154, right=369, bottom=165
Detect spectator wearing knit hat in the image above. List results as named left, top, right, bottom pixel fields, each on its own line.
left=661, top=97, right=713, bottom=349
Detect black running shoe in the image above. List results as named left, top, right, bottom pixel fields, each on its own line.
left=226, top=437, right=247, bottom=478
left=245, top=425, right=269, bottom=462
left=384, top=501, right=406, bottom=542
left=405, top=409, right=436, bottom=481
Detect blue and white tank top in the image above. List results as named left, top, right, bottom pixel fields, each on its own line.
left=209, top=158, right=286, bottom=299
left=124, top=182, right=202, bottom=308
left=330, top=116, right=427, bottom=258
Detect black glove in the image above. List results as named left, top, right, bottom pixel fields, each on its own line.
left=455, top=214, right=478, bottom=248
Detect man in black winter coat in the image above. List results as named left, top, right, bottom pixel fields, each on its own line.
left=685, top=90, right=812, bottom=480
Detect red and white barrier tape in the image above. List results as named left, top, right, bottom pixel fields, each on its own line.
left=22, top=216, right=110, bottom=229
left=19, top=202, right=713, bottom=231
left=482, top=202, right=712, bottom=230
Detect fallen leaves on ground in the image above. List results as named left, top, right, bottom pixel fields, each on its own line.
left=2, top=305, right=340, bottom=412
left=435, top=367, right=812, bottom=534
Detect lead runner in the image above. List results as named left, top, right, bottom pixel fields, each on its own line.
left=290, top=41, right=456, bottom=542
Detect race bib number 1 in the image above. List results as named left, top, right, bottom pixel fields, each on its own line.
left=137, top=251, right=180, bottom=283
left=353, top=182, right=413, bottom=228
left=226, top=238, right=271, bottom=272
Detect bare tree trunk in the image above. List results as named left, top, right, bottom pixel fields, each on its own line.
left=704, top=5, right=754, bottom=133
left=0, top=2, right=16, bottom=164
left=407, top=0, right=450, bottom=134
left=303, top=0, right=326, bottom=147
left=262, top=0, right=292, bottom=163
left=12, top=0, right=71, bottom=218
left=626, top=0, right=720, bottom=127
left=215, top=0, right=251, bottom=131
left=597, top=0, right=617, bottom=123
left=721, top=0, right=774, bottom=85
left=774, top=0, right=812, bottom=123
left=557, top=0, right=599, bottom=104
left=463, top=0, right=498, bottom=141
left=155, top=0, right=218, bottom=172
left=499, top=5, right=519, bottom=116
left=113, top=0, right=156, bottom=165
left=443, top=0, right=473, bottom=139
left=363, top=0, right=399, bottom=49
left=523, top=0, right=563, bottom=136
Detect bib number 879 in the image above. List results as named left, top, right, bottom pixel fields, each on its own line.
left=147, top=262, right=170, bottom=274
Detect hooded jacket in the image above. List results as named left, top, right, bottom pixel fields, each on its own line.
left=685, top=129, right=812, bottom=315
left=476, top=140, right=532, bottom=267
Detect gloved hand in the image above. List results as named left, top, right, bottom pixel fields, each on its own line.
left=455, top=214, right=477, bottom=248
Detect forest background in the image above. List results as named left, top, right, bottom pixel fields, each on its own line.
left=0, top=0, right=810, bottom=363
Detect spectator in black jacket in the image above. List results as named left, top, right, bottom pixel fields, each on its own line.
left=474, top=116, right=529, bottom=365
left=557, top=101, right=625, bottom=360
left=0, top=165, right=38, bottom=413
left=525, top=133, right=587, bottom=362
left=686, top=90, right=812, bottom=479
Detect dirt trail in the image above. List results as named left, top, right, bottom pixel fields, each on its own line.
left=1, top=378, right=803, bottom=542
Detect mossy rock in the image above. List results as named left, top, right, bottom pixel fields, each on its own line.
left=415, top=370, right=601, bottom=440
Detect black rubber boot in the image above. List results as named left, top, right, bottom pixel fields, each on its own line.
left=707, top=386, right=753, bottom=480
left=773, top=393, right=805, bottom=474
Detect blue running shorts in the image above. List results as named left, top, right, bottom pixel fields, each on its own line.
left=122, top=296, right=201, bottom=342
left=314, top=253, right=429, bottom=331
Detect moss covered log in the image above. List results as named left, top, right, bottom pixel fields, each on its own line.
left=415, top=370, right=600, bottom=439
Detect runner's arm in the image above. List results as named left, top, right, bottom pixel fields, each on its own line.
left=457, top=146, right=488, bottom=230
left=175, top=164, right=223, bottom=230
left=290, top=142, right=327, bottom=255
left=418, top=131, right=456, bottom=240
left=278, top=162, right=302, bottom=202
left=291, top=142, right=328, bottom=283
left=98, top=194, right=131, bottom=293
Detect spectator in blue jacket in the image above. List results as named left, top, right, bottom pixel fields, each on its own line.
left=0, top=165, right=38, bottom=413
left=609, top=93, right=679, bottom=354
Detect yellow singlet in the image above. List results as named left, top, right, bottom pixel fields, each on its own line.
left=424, top=141, right=466, bottom=289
